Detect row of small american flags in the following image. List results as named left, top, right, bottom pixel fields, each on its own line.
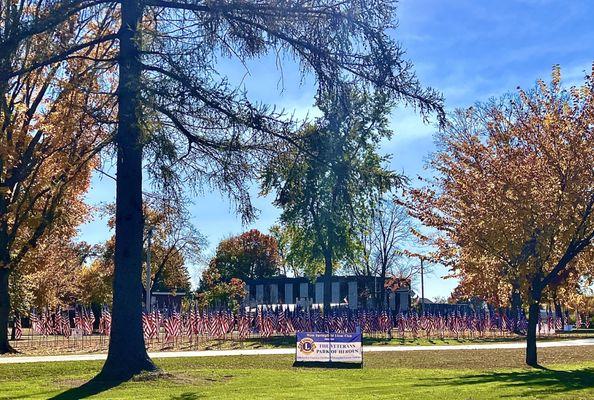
left=12, top=306, right=591, bottom=341
left=138, top=307, right=590, bottom=341
left=26, top=307, right=111, bottom=338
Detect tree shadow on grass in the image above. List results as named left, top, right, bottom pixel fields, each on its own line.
left=169, top=393, right=202, bottom=400
left=48, top=375, right=127, bottom=400
left=421, top=367, right=594, bottom=398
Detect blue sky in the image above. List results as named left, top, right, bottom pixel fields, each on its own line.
left=78, top=0, right=594, bottom=299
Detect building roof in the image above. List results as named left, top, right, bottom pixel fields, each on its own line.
left=244, top=275, right=411, bottom=287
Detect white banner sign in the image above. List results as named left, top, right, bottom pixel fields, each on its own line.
left=296, top=332, right=362, bottom=363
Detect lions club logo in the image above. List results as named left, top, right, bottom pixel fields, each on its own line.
left=298, top=338, right=316, bottom=354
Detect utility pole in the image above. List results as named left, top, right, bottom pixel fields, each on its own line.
left=403, top=251, right=430, bottom=316
left=145, top=226, right=154, bottom=313
left=420, top=257, right=425, bottom=316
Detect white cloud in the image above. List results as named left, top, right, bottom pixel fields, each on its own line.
left=386, top=109, right=438, bottom=145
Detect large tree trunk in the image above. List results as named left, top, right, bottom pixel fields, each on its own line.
left=380, top=263, right=388, bottom=310
left=10, top=316, right=15, bottom=341
left=511, top=281, right=523, bottom=334
left=98, top=0, right=156, bottom=380
left=0, top=268, right=14, bottom=354
left=323, top=253, right=332, bottom=315
left=91, top=303, right=101, bottom=330
left=526, top=301, right=540, bottom=367
left=554, top=302, right=564, bottom=328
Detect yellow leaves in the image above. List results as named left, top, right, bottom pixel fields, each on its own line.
left=543, top=113, right=555, bottom=129
left=551, top=64, right=562, bottom=88
left=1, top=48, right=107, bottom=277
left=24, top=216, right=44, bottom=229
left=411, top=66, right=594, bottom=306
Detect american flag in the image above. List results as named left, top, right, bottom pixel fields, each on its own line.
left=237, top=312, right=251, bottom=339
left=142, top=312, right=150, bottom=339
left=501, top=312, right=510, bottom=331
left=53, top=309, right=72, bottom=337
left=260, top=310, right=275, bottom=338
left=194, top=311, right=206, bottom=335
left=73, top=307, right=92, bottom=334
left=163, top=312, right=181, bottom=343
left=546, top=311, right=554, bottom=332
left=40, top=310, right=52, bottom=336
left=183, top=313, right=193, bottom=338
left=224, top=311, right=235, bottom=334
left=410, top=312, right=419, bottom=336
left=277, top=309, right=294, bottom=335
left=61, top=315, right=72, bottom=339
left=24, top=304, right=562, bottom=343
left=142, top=312, right=159, bottom=340
left=208, top=311, right=228, bottom=339
left=54, top=310, right=65, bottom=336
left=489, top=312, right=499, bottom=332
left=30, top=311, right=40, bottom=334
left=82, top=308, right=94, bottom=335
left=14, top=316, right=22, bottom=340
left=395, top=312, right=405, bottom=334
left=379, top=311, right=392, bottom=334
left=74, top=309, right=83, bottom=331
left=419, top=314, right=430, bottom=334
left=154, top=311, right=163, bottom=336
left=99, top=307, right=111, bottom=335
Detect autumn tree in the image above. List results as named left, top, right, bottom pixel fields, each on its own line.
left=410, top=67, right=594, bottom=366
left=24, top=241, right=90, bottom=308
left=198, top=229, right=280, bottom=311
left=0, top=0, right=113, bottom=100
left=77, top=258, right=114, bottom=307
left=208, top=229, right=280, bottom=282
left=262, top=90, right=401, bottom=311
left=0, top=0, right=118, bottom=353
left=0, top=17, right=113, bottom=352
left=4, top=237, right=93, bottom=337
left=197, top=266, right=246, bottom=312
left=95, top=199, right=205, bottom=300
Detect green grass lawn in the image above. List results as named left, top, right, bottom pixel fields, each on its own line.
left=1, top=346, right=593, bottom=399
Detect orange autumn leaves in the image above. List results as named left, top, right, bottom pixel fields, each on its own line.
left=0, top=17, right=115, bottom=277
left=409, top=66, right=594, bottom=307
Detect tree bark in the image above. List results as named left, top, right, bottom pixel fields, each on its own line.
left=10, top=316, right=15, bottom=341
left=0, top=268, right=14, bottom=354
left=525, top=301, right=540, bottom=367
left=323, top=252, right=332, bottom=315
left=554, top=302, right=564, bottom=328
left=91, top=303, right=101, bottom=330
left=511, top=282, right=523, bottom=334
left=380, top=262, right=388, bottom=310
left=98, top=0, right=156, bottom=380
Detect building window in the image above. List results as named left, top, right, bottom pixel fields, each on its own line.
left=278, top=284, right=285, bottom=304
left=264, top=284, right=271, bottom=304
left=340, top=282, right=348, bottom=303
